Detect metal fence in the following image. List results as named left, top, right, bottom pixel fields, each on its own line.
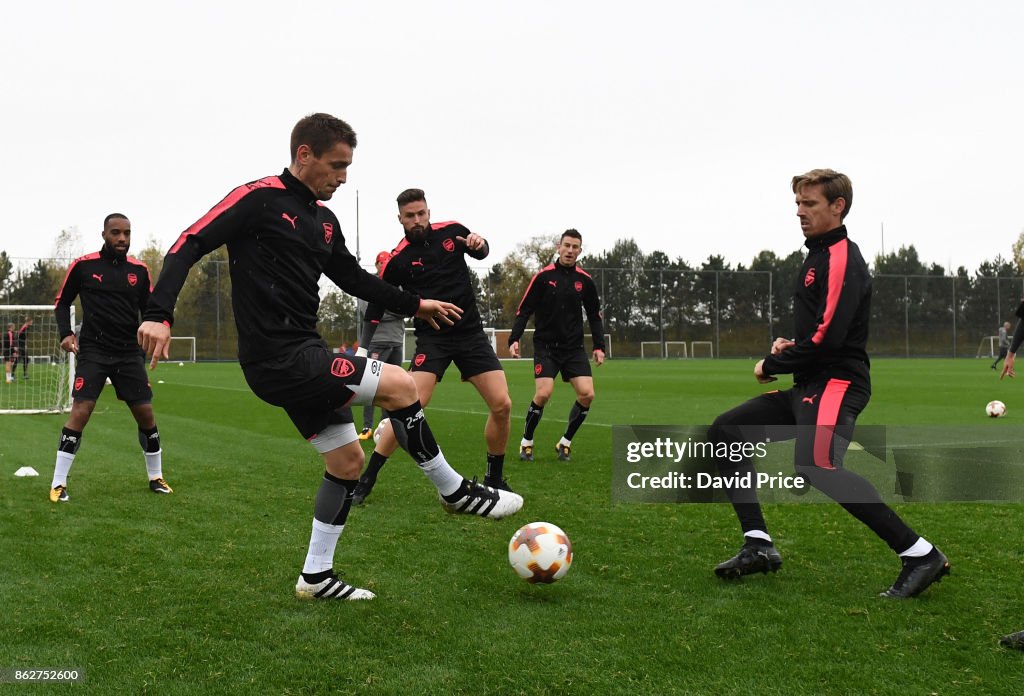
left=8, top=256, right=1023, bottom=361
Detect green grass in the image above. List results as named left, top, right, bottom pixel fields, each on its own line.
left=2, top=358, right=1024, bottom=694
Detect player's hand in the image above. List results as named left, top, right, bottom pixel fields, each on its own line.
left=138, top=320, right=171, bottom=370
left=416, top=299, right=463, bottom=331
left=771, top=337, right=796, bottom=355
left=754, top=359, right=776, bottom=384
left=1001, top=353, right=1016, bottom=380
left=455, top=234, right=486, bottom=252
left=593, top=348, right=606, bottom=366
left=509, top=340, right=521, bottom=359
left=59, top=335, right=78, bottom=354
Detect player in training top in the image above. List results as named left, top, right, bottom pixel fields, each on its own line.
left=353, top=188, right=514, bottom=505
left=16, top=317, right=32, bottom=380
left=137, top=114, right=522, bottom=601
left=354, top=250, right=406, bottom=444
left=508, top=229, right=606, bottom=462
left=707, top=169, right=950, bottom=598
left=2, top=323, right=15, bottom=384
left=50, top=213, right=171, bottom=502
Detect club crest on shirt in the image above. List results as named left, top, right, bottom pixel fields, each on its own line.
left=804, top=268, right=816, bottom=287
left=323, top=223, right=334, bottom=244
left=330, top=357, right=354, bottom=378
left=127, top=273, right=138, bottom=287
left=574, top=280, right=583, bottom=292
left=443, top=238, right=455, bottom=252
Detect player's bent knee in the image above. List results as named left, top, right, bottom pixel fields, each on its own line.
left=376, top=365, right=417, bottom=409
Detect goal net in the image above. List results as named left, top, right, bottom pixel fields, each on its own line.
left=0, top=304, right=74, bottom=414
left=690, top=341, right=714, bottom=358
left=168, top=336, right=197, bottom=363
left=976, top=336, right=999, bottom=359
left=640, top=341, right=663, bottom=359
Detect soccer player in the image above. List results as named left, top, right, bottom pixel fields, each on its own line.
left=991, top=321, right=1011, bottom=370
left=2, top=323, right=15, bottom=383
left=353, top=188, right=514, bottom=505
left=137, top=114, right=522, bottom=601
left=997, top=302, right=1024, bottom=648
left=17, top=317, right=32, bottom=379
left=354, top=251, right=406, bottom=444
left=508, top=229, right=606, bottom=462
left=49, top=213, right=172, bottom=503
left=707, top=169, right=950, bottom=598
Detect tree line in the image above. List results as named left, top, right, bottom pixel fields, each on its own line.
left=2, top=234, right=1022, bottom=360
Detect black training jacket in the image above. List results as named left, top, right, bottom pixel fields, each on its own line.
left=508, top=261, right=605, bottom=351
left=55, top=244, right=152, bottom=356
left=365, top=221, right=488, bottom=337
left=761, top=225, right=870, bottom=384
left=144, top=169, right=420, bottom=365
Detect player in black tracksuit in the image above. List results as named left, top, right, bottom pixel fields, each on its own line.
left=996, top=300, right=1024, bottom=649
left=708, top=169, right=949, bottom=598
left=2, top=323, right=14, bottom=383
left=137, top=115, right=521, bottom=601
left=354, top=187, right=514, bottom=504
left=48, top=213, right=171, bottom=503
left=508, top=229, right=606, bottom=462
left=16, top=318, right=31, bottom=379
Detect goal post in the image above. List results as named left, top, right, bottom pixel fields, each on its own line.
left=640, top=341, right=663, bottom=359
left=168, top=336, right=197, bottom=363
left=0, top=304, right=74, bottom=414
left=976, top=336, right=999, bottom=359
left=690, top=341, right=714, bottom=358
left=664, top=341, right=689, bottom=359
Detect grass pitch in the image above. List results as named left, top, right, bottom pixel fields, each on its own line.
left=2, top=358, right=1023, bottom=694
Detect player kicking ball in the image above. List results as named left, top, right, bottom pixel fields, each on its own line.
left=138, top=114, right=522, bottom=601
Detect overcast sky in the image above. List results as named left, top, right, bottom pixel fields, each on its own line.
left=2, top=1, right=1022, bottom=275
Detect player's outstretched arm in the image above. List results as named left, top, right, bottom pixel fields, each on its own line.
left=415, top=299, right=463, bottom=331
left=138, top=321, right=171, bottom=370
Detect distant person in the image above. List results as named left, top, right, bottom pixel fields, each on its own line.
left=17, top=317, right=32, bottom=379
left=137, top=114, right=522, bottom=601
left=2, top=323, right=15, bottom=384
left=355, top=188, right=514, bottom=506
left=996, top=301, right=1024, bottom=649
left=992, top=321, right=1011, bottom=370
left=50, top=213, right=171, bottom=503
left=707, top=169, right=949, bottom=598
left=508, top=229, right=606, bottom=462
left=355, top=250, right=406, bottom=445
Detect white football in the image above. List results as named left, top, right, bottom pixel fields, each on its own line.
left=986, top=400, right=1006, bottom=418
left=508, top=521, right=573, bottom=584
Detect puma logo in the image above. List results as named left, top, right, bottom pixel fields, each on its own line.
left=547, top=280, right=557, bottom=287
left=281, top=212, right=298, bottom=230
left=411, top=259, right=424, bottom=267
left=92, top=273, right=103, bottom=282
left=802, top=394, right=818, bottom=405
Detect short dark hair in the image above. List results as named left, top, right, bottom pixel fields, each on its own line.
left=791, top=169, right=853, bottom=220
left=561, top=228, right=582, bottom=243
left=396, top=188, right=426, bottom=207
left=290, top=113, right=358, bottom=161
left=103, top=213, right=129, bottom=228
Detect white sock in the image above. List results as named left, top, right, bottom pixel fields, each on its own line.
left=744, top=530, right=772, bottom=543
left=52, top=452, right=75, bottom=488
left=418, top=451, right=464, bottom=497
left=144, top=450, right=163, bottom=479
left=899, top=537, right=933, bottom=558
left=302, top=518, right=344, bottom=575
left=558, top=436, right=571, bottom=447
left=521, top=438, right=534, bottom=447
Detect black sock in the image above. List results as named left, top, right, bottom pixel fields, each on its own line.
left=362, top=451, right=388, bottom=483
left=58, top=427, right=83, bottom=454
left=523, top=401, right=544, bottom=440
left=313, top=471, right=353, bottom=525
left=389, top=402, right=441, bottom=464
left=486, top=453, right=505, bottom=482
left=137, top=425, right=160, bottom=453
left=564, top=401, right=590, bottom=441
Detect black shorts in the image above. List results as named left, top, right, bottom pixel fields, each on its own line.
left=242, top=341, right=383, bottom=440
left=73, top=352, right=153, bottom=405
left=534, top=344, right=592, bottom=382
left=411, top=329, right=502, bottom=382
left=366, top=342, right=404, bottom=366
